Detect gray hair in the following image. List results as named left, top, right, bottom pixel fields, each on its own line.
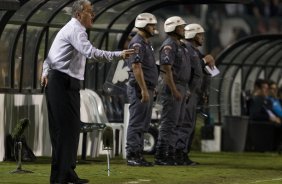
left=72, top=0, right=91, bottom=17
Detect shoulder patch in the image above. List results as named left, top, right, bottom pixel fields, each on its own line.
left=163, top=45, right=172, bottom=50
left=132, top=43, right=142, bottom=47
left=163, top=45, right=172, bottom=55
left=132, top=43, right=142, bottom=54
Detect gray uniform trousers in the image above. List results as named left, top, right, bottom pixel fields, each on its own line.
left=156, top=84, right=187, bottom=154
left=176, top=93, right=198, bottom=153
left=126, top=85, right=154, bottom=154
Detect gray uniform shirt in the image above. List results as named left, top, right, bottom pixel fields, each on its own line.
left=184, top=41, right=210, bottom=96
left=127, top=33, right=158, bottom=87
left=159, top=37, right=191, bottom=84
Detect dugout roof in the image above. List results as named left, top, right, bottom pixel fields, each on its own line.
left=209, top=34, right=282, bottom=122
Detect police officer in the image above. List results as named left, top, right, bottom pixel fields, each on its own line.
left=176, top=24, right=215, bottom=165
left=126, top=13, right=158, bottom=166
left=154, top=16, right=191, bottom=165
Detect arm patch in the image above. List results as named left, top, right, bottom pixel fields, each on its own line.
left=163, top=45, right=172, bottom=55
left=132, top=43, right=142, bottom=54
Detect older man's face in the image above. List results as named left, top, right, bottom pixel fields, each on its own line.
left=78, top=3, right=95, bottom=29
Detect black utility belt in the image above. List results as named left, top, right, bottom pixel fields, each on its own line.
left=174, top=80, right=188, bottom=86
left=129, top=80, right=155, bottom=90
left=145, top=81, right=155, bottom=90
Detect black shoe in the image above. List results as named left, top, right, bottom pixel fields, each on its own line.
left=183, top=157, right=199, bottom=166
left=127, top=152, right=154, bottom=167
left=127, top=158, right=141, bottom=166
left=50, top=180, right=68, bottom=184
left=67, top=178, right=89, bottom=184
left=154, top=158, right=177, bottom=166
left=127, top=158, right=153, bottom=167
left=50, top=181, right=68, bottom=184
left=139, top=154, right=154, bottom=166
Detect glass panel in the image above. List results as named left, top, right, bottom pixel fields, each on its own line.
left=92, top=0, right=117, bottom=15
left=50, top=1, right=73, bottom=25
left=243, top=40, right=269, bottom=65
left=209, top=65, right=226, bottom=122
left=84, top=61, right=97, bottom=90
left=0, top=11, right=6, bottom=21
left=0, top=24, right=20, bottom=88
left=255, top=40, right=279, bottom=65
left=14, top=31, right=23, bottom=89
left=111, top=1, right=159, bottom=30
left=84, top=31, right=103, bottom=90
left=278, top=74, right=282, bottom=87
left=10, top=0, right=46, bottom=22
left=274, top=52, right=282, bottom=67
left=93, top=0, right=139, bottom=29
left=242, top=66, right=250, bottom=89
left=257, top=69, right=265, bottom=79
left=221, top=43, right=249, bottom=64
left=36, top=31, right=46, bottom=89
left=22, top=26, right=43, bottom=89
left=89, top=31, right=102, bottom=45
left=260, top=41, right=282, bottom=66
left=96, top=62, right=107, bottom=90
left=47, top=28, right=60, bottom=51
left=29, top=0, right=69, bottom=23
left=108, top=32, right=120, bottom=50
left=221, top=66, right=237, bottom=116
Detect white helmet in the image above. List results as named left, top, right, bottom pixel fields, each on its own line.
left=164, top=16, right=186, bottom=33
left=184, top=23, right=205, bottom=39
left=135, top=13, right=157, bottom=28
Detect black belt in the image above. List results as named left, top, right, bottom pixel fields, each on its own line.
left=145, top=81, right=155, bottom=90
left=174, top=80, right=187, bottom=86
left=129, top=80, right=155, bottom=90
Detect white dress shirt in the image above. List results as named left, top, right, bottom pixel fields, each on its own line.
left=42, top=18, right=122, bottom=80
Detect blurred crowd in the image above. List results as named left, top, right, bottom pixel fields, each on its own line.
left=200, top=0, right=282, bottom=56
left=243, top=79, right=282, bottom=151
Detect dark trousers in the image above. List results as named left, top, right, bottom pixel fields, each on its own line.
left=176, top=93, right=198, bottom=153
left=45, top=70, right=81, bottom=183
left=126, top=85, right=154, bottom=154
left=156, top=84, right=187, bottom=155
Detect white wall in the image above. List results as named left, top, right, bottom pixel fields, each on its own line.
left=0, top=92, right=107, bottom=161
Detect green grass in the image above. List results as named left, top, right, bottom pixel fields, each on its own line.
left=1, top=152, right=282, bottom=184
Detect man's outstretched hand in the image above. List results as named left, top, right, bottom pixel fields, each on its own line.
left=121, top=49, right=135, bottom=59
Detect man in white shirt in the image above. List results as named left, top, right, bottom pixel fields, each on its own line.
left=41, top=0, right=134, bottom=183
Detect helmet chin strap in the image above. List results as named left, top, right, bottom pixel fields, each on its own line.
left=141, top=27, right=154, bottom=37
left=170, top=32, right=184, bottom=40
left=194, top=36, right=203, bottom=47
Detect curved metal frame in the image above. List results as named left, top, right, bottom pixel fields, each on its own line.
left=0, top=0, right=274, bottom=95
left=214, top=34, right=282, bottom=121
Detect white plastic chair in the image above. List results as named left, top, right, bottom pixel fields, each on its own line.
left=80, top=90, right=104, bottom=158
left=82, top=89, right=124, bottom=157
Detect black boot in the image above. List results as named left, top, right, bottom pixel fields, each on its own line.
left=175, top=149, right=184, bottom=165
left=138, top=152, right=154, bottom=166
left=127, top=152, right=153, bottom=167
left=154, top=150, right=177, bottom=166
left=182, top=153, right=199, bottom=166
